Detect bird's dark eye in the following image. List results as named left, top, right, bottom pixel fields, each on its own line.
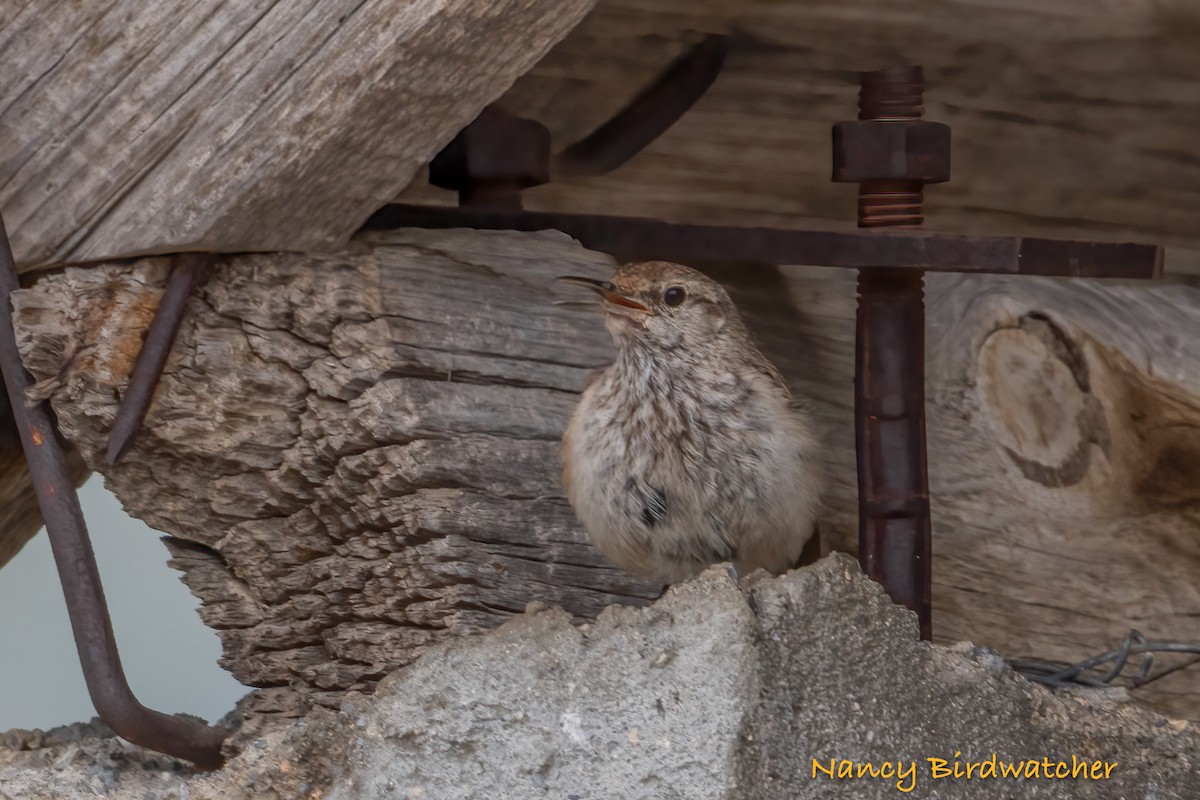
left=663, top=286, right=686, bottom=307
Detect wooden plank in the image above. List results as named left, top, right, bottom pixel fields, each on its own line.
left=0, top=0, right=595, bottom=271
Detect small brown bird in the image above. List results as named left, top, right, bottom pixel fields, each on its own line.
left=559, top=261, right=820, bottom=584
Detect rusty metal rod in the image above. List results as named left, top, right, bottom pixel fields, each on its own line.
left=366, top=204, right=1163, bottom=279
left=555, top=35, right=728, bottom=177
left=106, top=253, right=205, bottom=465
left=0, top=214, right=227, bottom=770
left=431, top=40, right=726, bottom=210
left=855, top=267, right=931, bottom=638
left=852, top=66, right=934, bottom=639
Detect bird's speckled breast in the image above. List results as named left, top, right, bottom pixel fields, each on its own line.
left=563, top=344, right=806, bottom=582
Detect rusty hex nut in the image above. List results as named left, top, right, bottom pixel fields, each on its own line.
left=831, top=120, right=951, bottom=184
left=430, top=106, right=551, bottom=192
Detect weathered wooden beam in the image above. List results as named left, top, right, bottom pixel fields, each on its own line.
left=0, top=0, right=595, bottom=271
left=0, top=0, right=596, bottom=567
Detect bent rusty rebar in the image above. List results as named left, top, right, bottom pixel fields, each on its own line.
left=430, top=35, right=729, bottom=211
left=555, top=34, right=728, bottom=177
left=0, top=213, right=227, bottom=770
left=106, top=253, right=205, bottom=465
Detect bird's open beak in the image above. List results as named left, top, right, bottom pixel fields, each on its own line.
left=556, top=276, right=653, bottom=314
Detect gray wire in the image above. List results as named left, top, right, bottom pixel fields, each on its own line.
left=1009, top=630, right=1200, bottom=689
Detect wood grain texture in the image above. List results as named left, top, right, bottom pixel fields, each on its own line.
left=399, top=0, right=1200, bottom=271
left=0, top=0, right=595, bottom=271
left=12, top=230, right=1200, bottom=719
left=11, top=229, right=666, bottom=706
left=775, top=266, right=1200, bottom=719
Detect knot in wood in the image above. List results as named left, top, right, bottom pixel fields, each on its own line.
left=977, top=313, right=1107, bottom=488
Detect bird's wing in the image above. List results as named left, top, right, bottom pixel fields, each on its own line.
left=749, top=348, right=791, bottom=398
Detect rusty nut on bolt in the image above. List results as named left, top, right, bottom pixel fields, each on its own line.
left=831, top=119, right=951, bottom=184
left=429, top=105, right=551, bottom=207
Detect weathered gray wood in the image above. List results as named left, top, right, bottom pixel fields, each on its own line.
left=768, top=265, right=1200, bottom=719
left=0, top=0, right=594, bottom=271
left=0, top=0, right=595, bottom=566
left=12, top=229, right=1200, bottom=720
left=11, top=229, right=667, bottom=704
left=401, top=0, right=1200, bottom=271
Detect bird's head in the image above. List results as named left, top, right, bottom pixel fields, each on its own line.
left=557, top=261, right=739, bottom=351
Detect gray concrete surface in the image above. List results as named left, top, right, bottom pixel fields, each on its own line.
left=1, top=554, right=1196, bottom=799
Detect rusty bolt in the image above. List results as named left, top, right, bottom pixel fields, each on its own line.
left=831, top=65, right=950, bottom=186
left=429, top=105, right=551, bottom=209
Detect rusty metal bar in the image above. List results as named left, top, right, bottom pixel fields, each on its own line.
left=855, top=267, right=931, bottom=637
left=366, top=204, right=1163, bottom=279
left=0, top=212, right=227, bottom=769
left=428, top=35, right=727, bottom=208
left=555, top=35, right=728, bottom=177
left=844, top=66, right=936, bottom=639
left=106, top=253, right=205, bottom=465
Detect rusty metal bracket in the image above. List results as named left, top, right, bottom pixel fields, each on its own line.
left=0, top=213, right=227, bottom=770
left=365, top=204, right=1162, bottom=279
